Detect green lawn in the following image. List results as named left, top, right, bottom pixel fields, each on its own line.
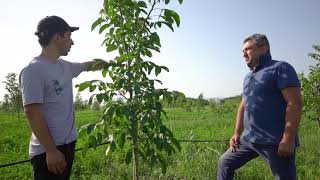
left=0, top=104, right=319, bottom=179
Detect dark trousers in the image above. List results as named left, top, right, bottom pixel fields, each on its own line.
left=217, top=138, right=296, bottom=180
left=30, top=141, right=76, bottom=180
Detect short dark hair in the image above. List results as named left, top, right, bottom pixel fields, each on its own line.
left=37, top=31, right=66, bottom=47
left=243, top=34, right=270, bottom=49
left=35, top=16, right=79, bottom=47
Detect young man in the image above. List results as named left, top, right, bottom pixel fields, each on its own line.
left=19, top=15, right=110, bottom=180
left=217, top=34, right=302, bottom=180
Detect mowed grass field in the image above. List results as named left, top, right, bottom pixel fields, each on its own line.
left=0, top=98, right=319, bottom=179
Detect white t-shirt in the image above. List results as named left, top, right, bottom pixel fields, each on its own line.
left=19, top=57, right=86, bottom=157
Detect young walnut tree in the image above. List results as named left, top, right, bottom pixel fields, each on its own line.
left=76, top=0, right=183, bottom=179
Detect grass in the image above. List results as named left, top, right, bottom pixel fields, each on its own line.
left=0, top=101, right=319, bottom=179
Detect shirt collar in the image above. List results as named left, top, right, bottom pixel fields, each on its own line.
left=253, top=52, right=272, bottom=72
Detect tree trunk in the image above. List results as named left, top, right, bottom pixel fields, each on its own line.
left=132, top=135, right=139, bottom=180
left=129, top=89, right=139, bottom=180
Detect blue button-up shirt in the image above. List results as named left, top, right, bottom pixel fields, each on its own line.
left=242, top=52, right=300, bottom=146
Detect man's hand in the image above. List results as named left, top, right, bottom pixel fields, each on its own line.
left=85, top=59, right=118, bottom=71
left=46, top=149, right=67, bottom=175
left=278, top=139, right=295, bottom=157
left=229, top=134, right=241, bottom=152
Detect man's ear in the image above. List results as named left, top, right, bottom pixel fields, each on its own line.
left=53, top=32, right=66, bottom=40
left=261, top=45, right=269, bottom=54
left=51, top=33, right=60, bottom=42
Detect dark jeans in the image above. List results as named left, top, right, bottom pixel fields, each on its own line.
left=217, top=138, right=296, bottom=180
left=30, top=141, right=76, bottom=180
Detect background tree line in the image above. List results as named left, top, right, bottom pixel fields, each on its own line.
left=1, top=73, right=23, bottom=119
left=0, top=44, right=319, bottom=126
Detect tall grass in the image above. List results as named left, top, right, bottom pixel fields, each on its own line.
left=0, top=101, right=319, bottom=179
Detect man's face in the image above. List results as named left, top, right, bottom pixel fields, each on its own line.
left=242, top=40, right=266, bottom=69
left=56, top=31, right=74, bottom=56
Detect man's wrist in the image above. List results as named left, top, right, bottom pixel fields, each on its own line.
left=44, top=143, right=58, bottom=153
left=234, top=130, right=242, bottom=136
left=281, top=133, right=295, bottom=143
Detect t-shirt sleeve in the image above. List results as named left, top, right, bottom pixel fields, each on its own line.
left=276, top=62, right=301, bottom=90
left=69, top=62, right=87, bottom=78
left=20, top=66, right=45, bottom=106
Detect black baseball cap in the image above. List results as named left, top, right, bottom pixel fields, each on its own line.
left=35, top=15, right=79, bottom=39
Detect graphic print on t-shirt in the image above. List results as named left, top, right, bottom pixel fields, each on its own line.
left=51, top=79, right=63, bottom=95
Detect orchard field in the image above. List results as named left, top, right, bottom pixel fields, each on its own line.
left=0, top=97, right=319, bottom=180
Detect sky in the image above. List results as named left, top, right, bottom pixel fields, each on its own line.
left=1, top=0, right=320, bottom=101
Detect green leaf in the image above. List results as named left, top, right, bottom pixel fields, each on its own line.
left=155, top=102, right=162, bottom=110
left=163, top=93, right=172, bottom=103
left=78, top=127, right=87, bottom=138
left=99, top=23, right=110, bottom=34
left=151, top=32, right=161, bottom=47
left=160, top=125, right=166, bottom=133
left=118, top=132, right=126, bottom=148
left=154, top=79, right=163, bottom=84
left=86, top=123, right=96, bottom=134
left=89, top=85, right=97, bottom=92
left=153, top=137, right=161, bottom=148
left=99, top=9, right=105, bottom=15
left=97, top=132, right=103, bottom=143
left=165, top=0, right=170, bottom=4
left=76, top=82, right=91, bottom=92
left=117, top=78, right=125, bottom=88
left=103, top=0, right=109, bottom=12
left=160, top=66, right=169, bottom=72
left=178, top=0, right=183, bottom=4
left=140, top=8, right=148, bottom=15
left=101, top=38, right=108, bottom=46
left=171, top=11, right=180, bottom=27
left=96, top=94, right=103, bottom=103
left=103, top=124, right=109, bottom=136
left=164, top=9, right=180, bottom=27
left=171, top=138, right=181, bottom=151
left=91, top=17, right=104, bottom=31
left=109, top=27, right=115, bottom=35
left=107, top=44, right=118, bottom=52
left=88, top=135, right=98, bottom=149
left=155, top=66, right=161, bottom=76
left=155, top=21, right=162, bottom=28
left=165, top=126, right=174, bottom=137
left=88, top=94, right=95, bottom=105
left=102, top=69, right=107, bottom=77
left=118, top=47, right=124, bottom=55
left=137, top=1, right=147, bottom=8
left=162, top=21, right=174, bottom=32
left=110, top=141, right=116, bottom=151
left=161, top=109, right=168, bottom=118
left=149, top=46, right=160, bottom=52
left=125, top=150, right=132, bottom=164
left=149, top=80, right=154, bottom=87
left=144, top=49, right=152, bottom=57
left=105, top=145, right=111, bottom=156
left=145, top=62, right=154, bottom=75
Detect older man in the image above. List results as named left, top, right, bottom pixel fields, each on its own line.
left=217, top=34, right=302, bottom=180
